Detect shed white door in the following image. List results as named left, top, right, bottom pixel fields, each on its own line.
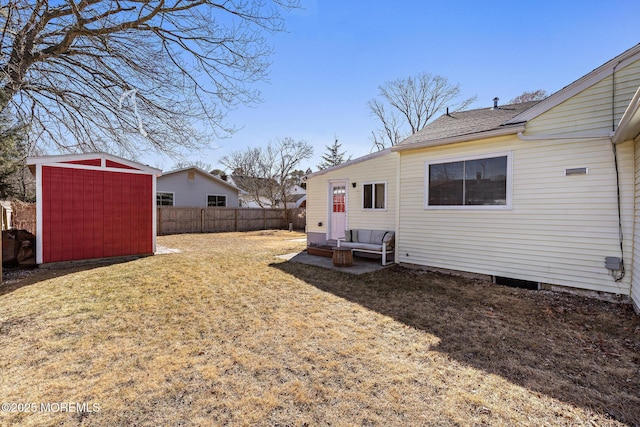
left=329, top=181, right=347, bottom=240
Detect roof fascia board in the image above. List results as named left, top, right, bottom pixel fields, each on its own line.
left=305, top=148, right=393, bottom=178
left=613, top=86, right=640, bottom=144
left=26, top=152, right=162, bottom=174
left=506, top=44, right=640, bottom=125
left=391, top=125, right=525, bottom=153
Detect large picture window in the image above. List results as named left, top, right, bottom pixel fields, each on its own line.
left=157, top=192, right=174, bottom=206
left=207, top=195, right=227, bottom=207
left=426, top=154, right=510, bottom=208
left=363, top=182, right=386, bottom=210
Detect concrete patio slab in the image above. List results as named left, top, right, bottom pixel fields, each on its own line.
left=276, top=250, right=389, bottom=275
left=155, top=245, right=182, bottom=255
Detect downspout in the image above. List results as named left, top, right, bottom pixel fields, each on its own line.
left=610, top=61, right=626, bottom=282
left=610, top=139, right=626, bottom=282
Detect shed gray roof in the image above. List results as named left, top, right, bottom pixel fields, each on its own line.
left=399, top=100, right=541, bottom=146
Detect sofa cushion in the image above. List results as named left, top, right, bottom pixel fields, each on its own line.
left=370, top=230, right=386, bottom=245
left=340, top=241, right=384, bottom=251
left=357, top=229, right=372, bottom=244
left=347, top=229, right=358, bottom=243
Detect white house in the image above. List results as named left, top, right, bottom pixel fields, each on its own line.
left=306, top=44, right=640, bottom=311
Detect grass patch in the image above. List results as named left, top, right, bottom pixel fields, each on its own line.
left=0, top=230, right=638, bottom=426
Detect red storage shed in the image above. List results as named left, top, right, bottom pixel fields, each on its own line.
left=27, top=153, right=162, bottom=264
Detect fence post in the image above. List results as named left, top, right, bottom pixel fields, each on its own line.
left=200, top=209, right=204, bottom=233
left=157, top=207, right=162, bottom=236
left=234, top=208, right=238, bottom=232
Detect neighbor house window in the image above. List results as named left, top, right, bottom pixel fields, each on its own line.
left=157, top=192, right=174, bottom=206
left=426, top=154, right=510, bottom=208
left=207, top=195, right=227, bottom=207
left=363, top=182, right=386, bottom=210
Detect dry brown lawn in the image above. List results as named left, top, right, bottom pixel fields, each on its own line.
left=0, top=230, right=639, bottom=426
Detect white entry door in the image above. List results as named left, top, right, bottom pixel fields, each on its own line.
left=329, top=181, right=347, bottom=240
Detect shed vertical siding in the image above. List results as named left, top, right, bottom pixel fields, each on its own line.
left=306, top=152, right=398, bottom=243
left=41, top=166, right=153, bottom=263
left=397, top=135, right=634, bottom=295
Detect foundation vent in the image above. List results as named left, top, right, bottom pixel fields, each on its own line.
left=494, top=276, right=539, bottom=290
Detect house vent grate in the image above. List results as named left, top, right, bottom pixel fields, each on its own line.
left=565, top=167, right=588, bottom=176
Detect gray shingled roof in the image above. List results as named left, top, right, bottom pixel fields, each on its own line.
left=399, top=100, right=541, bottom=146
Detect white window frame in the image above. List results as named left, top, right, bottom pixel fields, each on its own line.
left=424, top=152, right=513, bottom=210
left=207, top=194, right=227, bottom=207
left=362, top=181, right=387, bottom=211
left=156, top=191, right=175, bottom=206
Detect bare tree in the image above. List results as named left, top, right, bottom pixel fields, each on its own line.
left=221, top=137, right=312, bottom=220
left=509, top=89, right=549, bottom=104
left=222, top=147, right=272, bottom=207
left=171, top=160, right=213, bottom=172
left=369, top=72, right=476, bottom=149
left=0, top=0, right=299, bottom=157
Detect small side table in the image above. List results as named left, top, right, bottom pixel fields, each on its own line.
left=332, top=247, right=353, bottom=267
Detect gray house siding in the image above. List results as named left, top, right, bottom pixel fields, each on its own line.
left=157, top=169, right=240, bottom=208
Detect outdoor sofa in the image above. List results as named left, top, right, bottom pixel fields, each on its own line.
left=336, top=229, right=395, bottom=266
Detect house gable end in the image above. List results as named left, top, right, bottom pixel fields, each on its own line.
left=507, top=43, right=640, bottom=127
left=525, top=57, right=640, bottom=136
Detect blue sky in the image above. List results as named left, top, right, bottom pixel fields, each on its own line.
left=142, top=0, right=640, bottom=173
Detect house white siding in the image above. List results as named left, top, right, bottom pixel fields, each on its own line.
left=397, top=135, right=634, bottom=295
left=526, top=58, right=640, bottom=136
left=633, top=139, right=640, bottom=311
left=306, top=152, right=398, bottom=244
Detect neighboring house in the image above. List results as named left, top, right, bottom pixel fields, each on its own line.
left=306, top=44, right=640, bottom=311
left=285, top=193, right=306, bottom=209
left=286, top=184, right=307, bottom=208
left=227, top=175, right=306, bottom=208
left=157, top=167, right=242, bottom=208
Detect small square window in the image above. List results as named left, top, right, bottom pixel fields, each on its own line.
left=207, top=195, right=226, bottom=207
left=157, top=192, right=174, bottom=206
left=363, top=182, right=386, bottom=210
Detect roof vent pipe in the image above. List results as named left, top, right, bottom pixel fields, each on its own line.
left=492, top=97, right=499, bottom=110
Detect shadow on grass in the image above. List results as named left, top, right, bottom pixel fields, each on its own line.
left=272, top=261, right=640, bottom=425
left=0, top=256, right=143, bottom=298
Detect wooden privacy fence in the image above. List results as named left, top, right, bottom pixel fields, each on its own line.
left=157, top=207, right=306, bottom=235
left=2, top=203, right=306, bottom=236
